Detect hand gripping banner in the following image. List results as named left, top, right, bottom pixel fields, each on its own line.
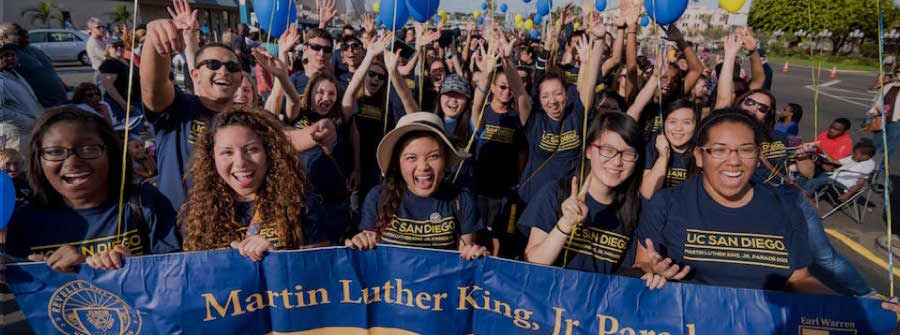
left=4, top=246, right=897, bottom=334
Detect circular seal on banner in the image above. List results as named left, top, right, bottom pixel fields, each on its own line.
left=48, top=280, right=142, bottom=335
left=429, top=212, right=442, bottom=223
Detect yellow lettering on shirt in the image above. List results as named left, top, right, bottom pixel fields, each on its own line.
left=481, top=125, right=515, bottom=144
left=358, top=104, right=383, bottom=121
left=564, top=71, right=578, bottom=84
left=563, top=226, right=630, bottom=264
left=665, top=168, right=688, bottom=187
left=684, top=229, right=789, bottom=269
left=29, top=229, right=146, bottom=258
left=381, top=216, right=457, bottom=248
left=236, top=225, right=284, bottom=249
left=759, top=140, right=787, bottom=160
left=539, top=130, right=580, bottom=152
left=188, top=119, right=207, bottom=145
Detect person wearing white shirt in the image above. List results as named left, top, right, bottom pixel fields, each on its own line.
left=803, top=140, right=876, bottom=199
left=868, top=67, right=900, bottom=161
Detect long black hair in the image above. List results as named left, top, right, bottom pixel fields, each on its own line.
left=584, top=112, right=644, bottom=236
left=688, top=108, right=764, bottom=178
left=26, top=106, right=130, bottom=207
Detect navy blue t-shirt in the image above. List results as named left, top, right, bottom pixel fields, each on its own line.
left=518, top=89, right=588, bottom=205
left=292, top=113, right=352, bottom=202
left=233, top=196, right=327, bottom=247
left=754, top=130, right=792, bottom=186
left=473, top=104, right=525, bottom=198
left=354, top=94, right=406, bottom=195
left=146, top=90, right=216, bottom=210
left=290, top=71, right=311, bottom=97
left=5, top=184, right=181, bottom=258
left=639, top=103, right=663, bottom=141
left=644, top=134, right=690, bottom=189
left=635, top=176, right=811, bottom=290
left=360, top=185, right=483, bottom=250
left=518, top=181, right=632, bottom=273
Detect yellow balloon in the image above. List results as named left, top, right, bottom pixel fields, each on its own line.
left=438, top=10, right=446, bottom=17
left=474, top=10, right=481, bottom=19
left=573, top=21, right=581, bottom=30
left=515, top=14, right=523, bottom=23
left=524, top=19, right=534, bottom=30
left=516, top=21, right=524, bottom=29
left=373, top=1, right=380, bottom=13
left=719, top=0, right=746, bottom=14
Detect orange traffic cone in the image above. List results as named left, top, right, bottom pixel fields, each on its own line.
left=782, top=62, right=789, bottom=73
left=830, top=66, right=837, bottom=78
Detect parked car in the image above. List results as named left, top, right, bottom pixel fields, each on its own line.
left=28, top=29, right=90, bottom=65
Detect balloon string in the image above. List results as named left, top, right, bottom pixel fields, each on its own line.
left=114, top=0, right=140, bottom=246
left=808, top=3, right=820, bottom=138
left=265, top=0, right=278, bottom=45
left=384, top=0, right=400, bottom=134
left=876, top=0, right=895, bottom=298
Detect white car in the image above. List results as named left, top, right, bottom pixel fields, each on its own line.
left=28, top=29, right=90, bottom=65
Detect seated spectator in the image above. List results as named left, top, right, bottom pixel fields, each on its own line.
left=0, top=148, right=29, bottom=203
left=775, top=103, right=802, bottom=136
left=816, top=118, right=853, bottom=170
left=803, top=139, right=877, bottom=201
left=71, top=82, right=113, bottom=126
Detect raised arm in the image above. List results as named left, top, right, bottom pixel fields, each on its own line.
left=498, top=31, right=532, bottom=124
left=640, top=135, right=670, bottom=199
left=169, top=0, right=200, bottom=69
left=666, top=25, right=702, bottom=96
left=342, top=33, right=392, bottom=120
left=625, top=70, right=660, bottom=122
left=385, top=49, right=419, bottom=114
left=471, top=46, right=498, bottom=129
left=714, top=33, right=743, bottom=109
left=317, top=0, right=337, bottom=29
left=602, top=14, right=626, bottom=77
left=262, top=25, right=303, bottom=119
left=740, top=28, right=765, bottom=91
left=575, top=34, right=607, bottom=111
left=621, top=0, right=640, bottom=101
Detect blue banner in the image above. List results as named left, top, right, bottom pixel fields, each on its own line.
left=5, top=246, right=896, bottom=334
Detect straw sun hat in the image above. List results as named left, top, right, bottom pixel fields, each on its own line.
left=375, top=112, right=470, bottom=176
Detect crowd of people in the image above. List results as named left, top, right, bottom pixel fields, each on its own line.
left=3, top=0, right=900, bottom=330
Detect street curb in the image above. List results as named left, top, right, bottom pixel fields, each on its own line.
left=825, top=228, right=900, bottom=278
left=769, top=61, right=877, bottom=75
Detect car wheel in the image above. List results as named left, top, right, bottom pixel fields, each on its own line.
left=78, top=51, right=89, bottom=66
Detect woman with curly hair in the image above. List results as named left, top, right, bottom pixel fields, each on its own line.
left=179, top=109, right=326, bottom=261
left=346, top=113, right=488, bottom=260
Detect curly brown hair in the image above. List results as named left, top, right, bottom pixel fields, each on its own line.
left=179, top=109, right=309, bottom=251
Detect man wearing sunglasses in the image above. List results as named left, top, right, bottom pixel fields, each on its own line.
left=85, top=17, right=108, bottom=71
left=290, top=28, right=334, bottom=97
left=336, top=35, right=364, bottom=90
left=140, top=12, right=338, bottom=211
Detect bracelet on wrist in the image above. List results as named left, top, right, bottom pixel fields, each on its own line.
left=476, top=84, right=487, bottom=93
left=555, top=223, right=572, bottom=236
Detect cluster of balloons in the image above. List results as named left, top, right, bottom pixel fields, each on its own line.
left=370, top=0, right=441, bottom=30
left=255, top=0, right=298, bottom=37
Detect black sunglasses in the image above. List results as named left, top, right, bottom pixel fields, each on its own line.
left=367, top=71, right=386, bottom=80
left=195, top=59, right=241, bottom=72
left=308, top=44, right=333, bottom=54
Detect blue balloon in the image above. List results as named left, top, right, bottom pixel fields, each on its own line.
left=643, top=0, right=688, bottom=25
left=523, top=0, right=532, bottom=2
left=533, top=14, right=542, bottom=25
left=594, top=0, right=606, bottom=12
left=375, top=17, right=383, bottom=26
left=255, top=0, right=297, bottom=38
left=407, top=0, right=440, bottom=23
left=482, top=2, right=488, bottom=10
left=477, top=16, right=484, bottom=25
left=536, top=0, right=552, bottom=16
left=530, top=29, right=539, bottom=39
left=0, top=173, right=13, bottom=230
left=640, top=16, right=650, bottom=26
left=377, top=0, right=410, bottom=30
left=500, top=3, right=508, bottom=13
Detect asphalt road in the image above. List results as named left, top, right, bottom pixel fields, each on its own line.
left=53, top=61, right=900, bottom=296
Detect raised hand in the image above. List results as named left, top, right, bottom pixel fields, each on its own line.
left=145, top=19, right=185, bottom=56
left=476, top=45, right=499, bottom=73
left=278, top=23, right=301, bottom=52
left=230, top=235, right=275, bottom=262
left=562, top=3, right=578, bottom=25
left=737, top=27, right=758, bottom=52
left=384, top=49, right=402, bottom=72
left=573, top=35, right=593, bottom=63
left=665, top=25, right=685, bottom=43
left=640, top=238, right=691, bottom=290
left=620, top=0, right=641, bottom=27
left=252, top=48, right=288, bottom=79
left=588, top=15, right=607, bottom=39
left=723, top=33, right=742, bottom=56
left=318, top=0, right=338, bottom=28
left=368, top=32, right=394, bottom=56
left=496, top=29, right=517, bottom=58
left=559, top=176, right=591, bottom=234
left=166, top=0, right=198, bottom=31
left=361, top=13, right=376, bottom=34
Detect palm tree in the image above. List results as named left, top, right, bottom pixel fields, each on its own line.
left=108, top=5, right=131, bottom=26
left=21, top=0, right=60, bottom=28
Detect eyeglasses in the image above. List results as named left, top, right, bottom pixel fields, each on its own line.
left=195, top=59, right=241, bottom=72
left=86, top=91, right=101, bottom=98
left=308, top=44, right=333, bottom=54
left=344, top=43, right=362, bottom=50
left=592, top=144, right=639, bottom=162
left=39, top=144, right=105, bottom=162
left=741, top=98, right=771, bottom=114
left=698, top=145, right=758, bottom=160
left=367, top=71, right=386, bottom=80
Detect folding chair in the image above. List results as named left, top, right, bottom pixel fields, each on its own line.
left=814, top=169, right=879, bottom=223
